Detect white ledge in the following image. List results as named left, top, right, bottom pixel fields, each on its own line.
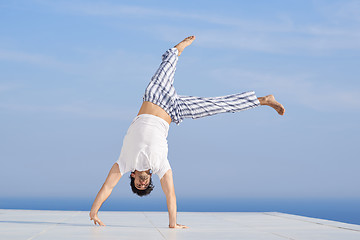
left=1, top=209, right=359, bottom=240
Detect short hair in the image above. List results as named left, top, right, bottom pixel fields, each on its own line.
left=129, top=173, right=154, bottom=197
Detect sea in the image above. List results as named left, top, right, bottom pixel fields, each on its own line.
left=1, top=197, right=359, bottom=225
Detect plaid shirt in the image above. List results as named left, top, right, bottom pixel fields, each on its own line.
left=144, top=48, right=260, bottom=124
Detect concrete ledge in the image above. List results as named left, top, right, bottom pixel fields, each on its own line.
left=0, top=209, right=359, bottom=239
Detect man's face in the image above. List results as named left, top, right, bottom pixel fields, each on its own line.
left=131, top=171, right=151, bottom=190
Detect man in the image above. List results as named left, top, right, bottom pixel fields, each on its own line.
left=89, top=36, right=285, bottom=228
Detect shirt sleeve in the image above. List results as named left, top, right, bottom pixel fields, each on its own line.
left=154, top=158, right=171, bottom=179
left=116, top=158, right=128, bottom=176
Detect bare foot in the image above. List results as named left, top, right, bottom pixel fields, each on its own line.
left=174, top=36, right=196, bottom=56
left=258, top=95, right=285, bottom=115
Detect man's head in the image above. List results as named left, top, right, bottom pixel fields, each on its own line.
left=130, top=170, right=154, bottom=197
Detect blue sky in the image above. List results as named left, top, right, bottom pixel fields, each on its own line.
left=1, top=0, right=360, bottom=203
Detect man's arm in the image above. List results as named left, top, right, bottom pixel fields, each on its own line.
left=160, top=170, right=188, bottom=229
left=89, top=163, right=122, bottom=226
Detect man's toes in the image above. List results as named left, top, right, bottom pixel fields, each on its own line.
left=278, top=107, right=285, bottom=115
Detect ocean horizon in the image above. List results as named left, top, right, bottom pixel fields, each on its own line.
left=1, top=197, right=359, bottom=226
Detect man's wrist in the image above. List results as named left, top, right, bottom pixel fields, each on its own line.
left=90, top=209, right=98, bottom=216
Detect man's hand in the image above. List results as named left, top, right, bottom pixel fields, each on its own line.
left=89, top=163, right=121, bottom=227
left=89, top=211, right=106, bottom=226
left=169, top=223, right=189, bottom=229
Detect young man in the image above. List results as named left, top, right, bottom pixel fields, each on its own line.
left=89, top=36, right=285, bottom=228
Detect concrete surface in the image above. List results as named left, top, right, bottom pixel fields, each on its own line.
left=0, top=209, right=360, bottom=240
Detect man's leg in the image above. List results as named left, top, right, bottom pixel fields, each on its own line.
left=144, top=49, right=178, bottom=101
left=143, top=36, right=195, bottom=101
left=176, top=91, right=284, bottom=120
left=177, top=91, right=261, bottom=120
left=141, top=36, right=196, bottom=124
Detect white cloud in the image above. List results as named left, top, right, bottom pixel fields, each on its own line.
left=331, top=0, right=360, bottom=22
left=0, top=83, right=24, bottom=93
left=0, top=102, right=135, bottom=120
left=34, top=1, right=360, bottom=53
left=0, top=47, right=154, bottom=82
left=187, top=26, right=359, bottom=54
left=3, top=1, right=359, bottom=113
left=210, top=67, right=360, bottom=111
left=0, top=49, right=76, bottom=71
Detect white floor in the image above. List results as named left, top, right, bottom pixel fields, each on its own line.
left=1, top=209, right=360, bottom=240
